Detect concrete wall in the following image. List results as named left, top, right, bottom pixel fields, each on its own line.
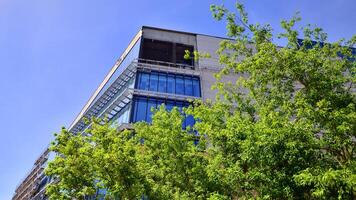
left=196, top=35, right=224, bottom=70
left=142, top=28, right=197, bottom=49
left=196, top=35, right=238, bottom=101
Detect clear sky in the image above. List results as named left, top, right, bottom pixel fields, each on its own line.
left=0, top=0, right=355, bottom=199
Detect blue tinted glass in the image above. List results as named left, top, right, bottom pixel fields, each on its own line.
left=156, top=99, right=165, bottom=110
left=158, top=73, right=167, bottom=93
left=147, top=99, right=156, bottom=123
left=166, top=100, right=174, bottom=111
left=149, top=72, right=158, bottom=91
left=184, top=76, right=193, bottom=96
left=167, top=74, right=175, bottom=94
left=132, top=100, right=138, bottom=122
left=175, top=75, right=184, bottom=95
left=185, top=115, right=195, bottom=128
left=138, top=72, right=150, bottom=90
left=176, top=101, right=184, bottom=112
left=192, top=77, right=201, bottom=97
left=135, top=98, right=147, bottom=122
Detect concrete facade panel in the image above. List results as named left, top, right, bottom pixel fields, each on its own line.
left=142, top=28, right=197, bottom=49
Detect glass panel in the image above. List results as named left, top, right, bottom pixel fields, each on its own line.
left=184, top=76, right=193, bottom=96
left=147, top=99, right=156, bottom=123
left=185, top=115, right=195, bottom=128
left=149, top=72, right=158, bottom=91
left=158, top=73, right=167, bottom=93
left=166, top=100, right=175, bottom=111
left=175, top=75, right=184, bottom=95
left=167, top=74, right=175, bottom=94
left=192, top=77, right=201, bottom=97
left=176, top=101, right=184, bottom=112
left=138, top=72, right=150, bottom=90
left=132, top=100, right=138, bottom=122
left=156, top=99, right=165, bottom=110
left=135, top=97, right=147, bottom=122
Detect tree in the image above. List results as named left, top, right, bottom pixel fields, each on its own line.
left=194, top=3, right=355, bottom=199
left=46, top=2, right=356, bottom=199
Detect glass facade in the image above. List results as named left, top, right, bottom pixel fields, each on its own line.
left=131, top=96, right=195, bottom=129
left=135, top=71, right=201, bottom=97
left=112, top=104, right=131, bottom=125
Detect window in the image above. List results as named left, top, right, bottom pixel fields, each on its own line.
left=149, top=72, right=158, bottom=91
left=192, top=77, right=200, bottom=97
left=158, top=73, right=167, bottom=93
left=175, top=75, right=185, bottom=95
left=136, top=71, right=201, bottom=97
left=166, top=100, right=175, bottom=111
left=141, top=39, right=194, bottom=66
left=176, top=43, right=194, bottom=65
left=138, top=72, right=150, bottom=90
left=135, top=97, right=147, bottom=122
left=184, top=77, right=193, bottom=96
left=157, top=99, right=165, bottom=110
left=141, top=39, right=173, bottom=63
left=131, top=96, right=195, bottom=129
left=147, top=99, right=156, bottom=123
left=167, top=74, right=175, bottom=94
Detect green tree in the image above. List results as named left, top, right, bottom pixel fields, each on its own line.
left=45, top=119, right=146, bottom=199
left=45, top=2, right=356, bottom=199
left=193, top=3, right=355, bottom=199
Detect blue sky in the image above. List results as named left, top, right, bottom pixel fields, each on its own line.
left=0, top=0, right=355, bottom=199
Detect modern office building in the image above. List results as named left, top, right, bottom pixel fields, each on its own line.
left=12, top=26, right=236, bottom=200
left=12, top=149, right=53, bottom=200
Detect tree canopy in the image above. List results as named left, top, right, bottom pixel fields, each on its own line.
left=45, top=2, right=356, bottom=200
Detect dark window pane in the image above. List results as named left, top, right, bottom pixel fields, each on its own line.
left=141, top=39, right=173, bottom=63
left=135, top=98, right=147, bottom=122
left=158, top=73, right=167, bottom=93
left=192, top=77, right=200, bottom=97
left=176, top=44, right=194, bottom=66
left=167, top=74, right=175, bottom=94
left=138, top=72, right=150, bottom=90
left=175, top=75, right=184, bottom=95
left=149, top=72, right=158, bottom=91
left=184, top=77, right=193, bottom=96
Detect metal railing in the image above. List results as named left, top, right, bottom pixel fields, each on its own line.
left=137, top=58, right=195, bottom=70
left=70, top=59, right=200, bottom=134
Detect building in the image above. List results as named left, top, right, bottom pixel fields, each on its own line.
left=12, top=148, right=53, bottom=200
left=12, top=26, right=236, bottom=200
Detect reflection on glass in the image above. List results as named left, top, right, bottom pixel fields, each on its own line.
left=149, top=72, right=158, bottom=91
left=184, top=77, right=193, bottom=96
left=175, top=75, right=185, bottom=95
left=138, top=72, right=150, bottom=90
left=167, top=74, right=175, bottom=94
left=192, top=78, right=200, bottom=97
left=136, top=97, right=147, bottom=122
left=147, top=99, right=156, bottom=123
left=136, top=71, right=201, bottom=97
left=158, top=73, right=167, bottom=93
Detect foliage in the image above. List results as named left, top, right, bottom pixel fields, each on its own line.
left=206, top=2, right=355, bottom=199
left=46, top=2, right=355, bottom=200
